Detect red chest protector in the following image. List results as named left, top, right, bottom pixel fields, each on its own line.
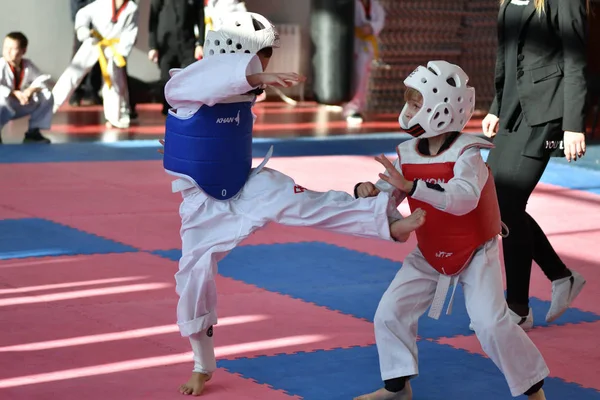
left=399, top=134, right=501, bottom=276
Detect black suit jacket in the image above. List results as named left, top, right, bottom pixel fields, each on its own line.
left=490, top=0, right=589, bottom=133
left=148, top=0, right=205, bottom=52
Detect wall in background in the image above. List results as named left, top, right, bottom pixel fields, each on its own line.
left=0, top=0, right=315, bottom=86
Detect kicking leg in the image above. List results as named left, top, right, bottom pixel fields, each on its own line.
left=355, top=249, right=438, bottom=400
left=238, top=168, right=421, bottom=242
left=390, top=208, right=426, bottom=242
left=52, top=39, right=98, bottom=111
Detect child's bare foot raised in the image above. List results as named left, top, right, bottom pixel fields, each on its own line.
left=390, top=209, right=426, bottom=242
left=179, top=372, right=210, bottom=396
left=354, top=382, right=412, bottom=400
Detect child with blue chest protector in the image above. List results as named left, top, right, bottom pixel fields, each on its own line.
left=160, top=11, right=427, bottom=396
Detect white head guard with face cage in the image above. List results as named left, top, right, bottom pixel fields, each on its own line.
left=204, top=12, right=280, bottom=57
left=399, top=60, right=475, bottom=138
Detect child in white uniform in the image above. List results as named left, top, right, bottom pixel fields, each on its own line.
left=353, top=61, right=549, bottom=400
left=344, top=0, right=386, bottom=123
left=0, top=32, right=52, bottom=144
left=52, top=0, right=138, bottom=129
left=160, top=12, right=427, bottom=396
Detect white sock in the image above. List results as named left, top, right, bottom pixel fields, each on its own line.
left=189, top=326, right=217, bottom=375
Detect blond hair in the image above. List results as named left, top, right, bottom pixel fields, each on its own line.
left=404, top=88, right=423, bottom=103
left=500, top=0, right=590, bottom=15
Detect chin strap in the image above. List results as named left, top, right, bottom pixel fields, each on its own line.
left=500, top=221, right=509, bottom=238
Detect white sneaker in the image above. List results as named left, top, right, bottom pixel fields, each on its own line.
left=509, top=307, right=534, bottom=331
left=546, top=270, right=586, bottom=323
left=469, top=307, right=533, bottom=332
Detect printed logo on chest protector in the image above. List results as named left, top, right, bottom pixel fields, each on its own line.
left=424, top=177, right=446, bottom=185
left=294, top=185, right=306, bottom=194
left=216, top=110, right=241, bottom=126
left=436, top=251, right=453, bottom=258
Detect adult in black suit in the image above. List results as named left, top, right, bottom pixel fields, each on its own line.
left=148, top=0, right=205, bottom=115
left=482, top=0, right=589, bottom=330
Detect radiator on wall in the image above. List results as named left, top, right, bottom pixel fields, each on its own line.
left=268, top=24, right=304, bottom=100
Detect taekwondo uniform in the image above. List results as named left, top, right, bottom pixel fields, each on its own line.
left=0, top=58, right=53, bottom=143
left=52, top=0, right=139, bottom=128
left=345, top=0, right=386, bottom=120
left=362, top=61, right=549, bottom=398
left=162, top=12, right=403, bottom=377
left=204, top=0, right=247, bottom=33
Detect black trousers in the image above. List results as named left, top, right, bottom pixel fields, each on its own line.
left=158, top=47, right=197, bottom=114
left=486, top=114, right=571, bottom=315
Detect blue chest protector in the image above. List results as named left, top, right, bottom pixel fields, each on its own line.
left=163, top=101, right=253, bottom=200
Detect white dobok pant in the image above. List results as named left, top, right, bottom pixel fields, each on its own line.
left=0, top=89, right=53, bottom=132
left=173, top=166, right=400, bottom=338
left=373, top=238, right=549, bottom=397
left=52, top=39, right=130, bottom=128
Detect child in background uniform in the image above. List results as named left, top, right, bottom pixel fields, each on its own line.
left=353, top=61, right=549, bottom=400
left=160, top=12, right=426, bottom=396
left=0, top=32, right=53, bottom=144
left=52, top=0, right=138, bottom=129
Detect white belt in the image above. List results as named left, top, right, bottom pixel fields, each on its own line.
left=171, top=145, right=274, bottom=193
left=428, top=273, right=460, bottom=320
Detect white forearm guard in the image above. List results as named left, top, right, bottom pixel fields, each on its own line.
left=189, top=327, right=217, bottom=375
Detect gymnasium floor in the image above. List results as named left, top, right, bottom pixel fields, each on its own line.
left=0, top=103, right=599, bottom=400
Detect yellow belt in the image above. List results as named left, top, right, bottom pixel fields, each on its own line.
left=354, top=27, right=380, bottom=60
left=91, top=30, right=126, bottom=89
left=205, top=15, right=214, bottom=32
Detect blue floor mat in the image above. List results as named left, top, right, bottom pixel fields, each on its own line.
left=153, top=243, right=599, bottom=339
left=219, top=342, right=600, bottom=400
left=0, top=218, right=137, bottom=260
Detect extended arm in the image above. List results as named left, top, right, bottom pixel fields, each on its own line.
left=148, top=0, right=162, bottom=50
left=559, top=0, right=588, bottom=133
left=195, top=0, right=206, bottom=47
left=369, top=0, right=386, bottom=35
left=410, top=147, right=489, bottom=216
left=116, top=8, right=140, bottom=58
left=74, top=2, right=94, bottom=41
left=0, top=60, right=12, bottom=98
left=374, top=156, right=407, bottom=207
left=165, top=53, right=263, bottom=111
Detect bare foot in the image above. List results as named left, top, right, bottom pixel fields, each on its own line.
left=528, top=389, right=546, bottom=400
left=179, top=372, right=211, bottom=396
left=390, top=208, right=426, bottom=242
left=354, top=382, right=412, bottom=400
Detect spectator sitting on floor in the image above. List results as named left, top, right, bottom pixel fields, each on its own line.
left=0, top=32, right=52, bottom=144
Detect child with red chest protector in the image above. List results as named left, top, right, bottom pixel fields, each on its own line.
left=353, top=60, right=549, bottom=400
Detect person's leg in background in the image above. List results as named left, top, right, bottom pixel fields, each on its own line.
left=486, top=121, right=579, bottom=327
left=158, top=50, right=180, bottom=115
left=344, top=48, right=372, bottom=123
left=69, top=0, right=102, bottom=107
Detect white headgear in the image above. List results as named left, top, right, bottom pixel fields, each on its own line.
left=204, top=12, right=280, bottom=57
left=399, top=60, right=475, bottom=138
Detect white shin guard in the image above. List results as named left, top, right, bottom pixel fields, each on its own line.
left=189, top=326, right=217, bottom=376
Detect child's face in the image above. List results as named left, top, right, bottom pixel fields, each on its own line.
left=258, top=53, right=270, bottom=72
left=404, top=91, right=423, bottom=121
left=2, top=38, right=25, bottom=66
